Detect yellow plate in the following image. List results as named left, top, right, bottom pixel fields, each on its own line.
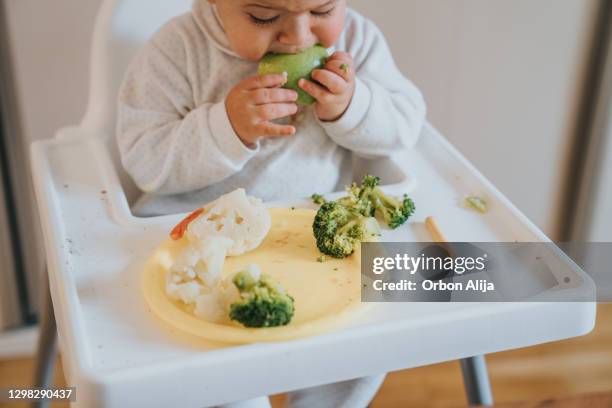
left=142, top=208, right=368, bottom=344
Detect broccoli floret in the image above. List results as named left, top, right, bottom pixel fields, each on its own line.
left=337, top=190, right=372, bottom=216
left=361, top=174, right=380, bottom=189
left=229, top=270, right=295, bottom=328
left=310, top=175, right=415, bottom=258
left=311, top=193, right=326, bottom=205
left=369, top=192, right=415, bottom=229
left=348, top=175, right=416, bottom=229
left=336, top=181, right=373, bottom=216
left=313, top=201, right=381, bottom=258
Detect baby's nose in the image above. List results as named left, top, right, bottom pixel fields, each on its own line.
left=278, top=16, right=314, bottom=49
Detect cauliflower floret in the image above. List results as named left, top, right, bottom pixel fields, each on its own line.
left=165, top=188, right=271, bottom=321
left=194, top=292, right=226, bottom=323
left=166, top=280, right=202, bottom=304
left=167, top=236, right=233, bottom=298
left=186, top=189, right=271, bottom=256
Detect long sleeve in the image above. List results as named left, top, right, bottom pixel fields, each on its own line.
left=318, top=11, right=427, bottom=159
left=116, top=24, right=258, bottom=195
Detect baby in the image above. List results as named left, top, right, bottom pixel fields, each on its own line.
left=117, top=0, right=425, bottom=217
left=117, top=0, right=425, bottom=406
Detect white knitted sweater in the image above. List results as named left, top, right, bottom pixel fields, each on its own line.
left=116, top=1, right=425, bottom=216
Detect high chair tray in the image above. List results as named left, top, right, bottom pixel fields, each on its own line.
left=31, top=124, right=596, bottom=407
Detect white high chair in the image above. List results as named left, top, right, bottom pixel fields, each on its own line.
left=30, top=0, right=595, bottom=407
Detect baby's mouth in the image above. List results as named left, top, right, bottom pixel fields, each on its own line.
left=270, top=44, right=315, bottom=55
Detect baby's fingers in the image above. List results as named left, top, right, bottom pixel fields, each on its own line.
left=298, top=79, right=331, bottom=103
left=311, top=69, right=346, bottom=94
left=252, top=88, right=298, bottom=105
left=256, top=103, right=298, bottom=121
left=327, top=51, right=353, bottom=66
left=242, top=73, right=287, bottom=90
left=325, top=52, right=353, bottom=80
left=256, top=123, right=296, bottom=137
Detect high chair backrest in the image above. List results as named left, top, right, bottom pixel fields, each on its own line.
left=80, top=0, right=193, bottom=205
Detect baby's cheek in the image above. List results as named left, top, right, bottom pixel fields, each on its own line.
left=230, top=32, right=272, bottom=61
left=316, top=15, right=346, bottom=48
left=237, top=43, right=269, bottom=61
left=233, top=41, right=268, bottom=61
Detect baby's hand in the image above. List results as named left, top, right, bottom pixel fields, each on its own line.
left=298, top=52, right=356, bottom=122
left=226, top=73, right=298, bottom=147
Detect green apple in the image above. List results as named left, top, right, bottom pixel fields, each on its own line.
left=258, top=45, right=329, bottom=106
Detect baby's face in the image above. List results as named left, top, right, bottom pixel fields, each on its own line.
left=211, top=0, right=346, bottom=61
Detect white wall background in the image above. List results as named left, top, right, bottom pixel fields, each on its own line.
left=5, top=0, right=99, bottom=142
left=350, top=0, right=599, bottom=239
left=4, top=0, right=601, bottom=239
